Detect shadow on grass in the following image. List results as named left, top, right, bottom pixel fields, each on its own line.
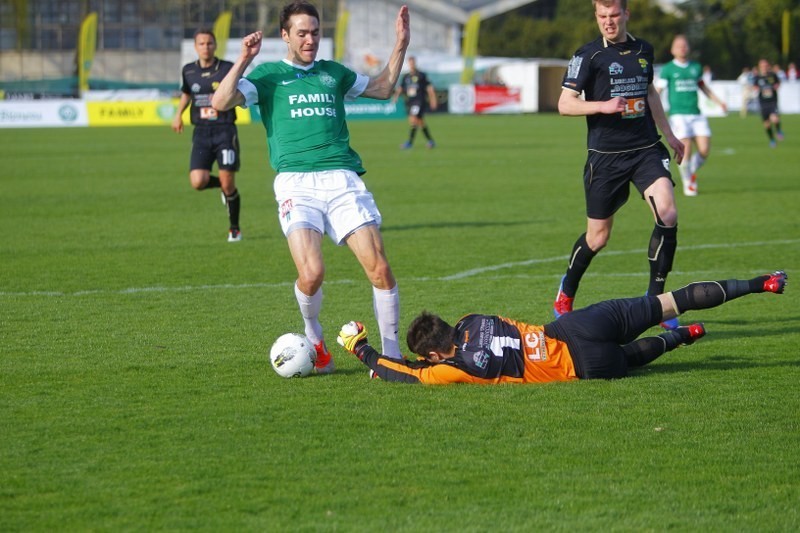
left=382, top=219, right=542, bottom=233
left=632, top=357, right=800, bottom=376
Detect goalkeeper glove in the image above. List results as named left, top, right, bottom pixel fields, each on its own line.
left=337, top=321, right=368, bottom=353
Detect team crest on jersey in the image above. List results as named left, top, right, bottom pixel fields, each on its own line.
left=191, top=83, right=201, bottom=93
left=639, top=58, right=649, bottom=73
left=319, top=72, right=337, bottom=88
left=567, top=56, right=583, bottom=79
left=609, top=62, right=624, bottom=75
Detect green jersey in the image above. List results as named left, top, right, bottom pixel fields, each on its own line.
left=243, top=59, right=365, bottom=173
left=660, top=60, right=702, bottom=115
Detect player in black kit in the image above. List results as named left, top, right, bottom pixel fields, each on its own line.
left=752, top=58, right=784, bottom=148
left=392, top=56, right=438, bottom=149
left=172, top=29, right=243, bottom=242
left=553, top=0, right=685, bottom=330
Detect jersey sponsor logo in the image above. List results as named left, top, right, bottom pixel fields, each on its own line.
left=609, top=62, right=624, bottom=75
left=288, top=93, right=336, bottom=105
left=610, top=76, right=648, bottom=96
left=621, top=96, right=645, bottom=118
left=281, top=79, right=299, bottom=85
left=524, top=332, right=548, bottom=362
left=200, top=107, right=219, bottom=120
left=290, top=107, right=337, bottom=118
left=288, top=93, right=338, bottom=119
left=567, top=55, right=583, bottom=79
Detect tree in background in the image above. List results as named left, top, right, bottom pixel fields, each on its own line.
left=479, top=0, right=800, bottom=80
left=684, top=0, right=800, bottom=78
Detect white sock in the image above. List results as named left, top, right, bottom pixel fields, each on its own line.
left=678, top=160, right=691, bottom=184
left=373, top=284, right=401, bottom=359
left=295, top=283, right=324, bottom=345
left=690, top=153, right=706, bottom=175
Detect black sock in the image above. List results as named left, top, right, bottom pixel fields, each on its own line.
left=225, top=189, right=240, bottom=230
left=201, top=175, right=221, bottom=189
left=670, top=276, right=769, bottom=313
left=648, top=223, right=677, bottom=295
left=422, top=127, right=433, bottom=141
left=766, top=126, right=775, bottom=141
left=623, top=329, right=689, bottom=367
left=409, top=127, right=418, bottom=143
left=562, top=233, right=597, bottom=297
left=198, top=175, right=221, bottom=190
left=776, top=121, right=783, bottom=134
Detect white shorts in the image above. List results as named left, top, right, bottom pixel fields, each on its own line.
left=274, top=169, right=382, bottom=245
left=669, top=114, right=712, bottom=140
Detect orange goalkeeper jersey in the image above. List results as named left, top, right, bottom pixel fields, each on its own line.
left=353, top=314, right=577, bottom=385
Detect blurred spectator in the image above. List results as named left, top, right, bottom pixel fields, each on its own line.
left=772, top=63, right=787, bottom=82
left=737, top=66, right=754, bottom=118
left=787, top=62, right=798, bottom=82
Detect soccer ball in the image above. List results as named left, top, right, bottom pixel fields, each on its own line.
left=269, top=333, right=317, bottom=378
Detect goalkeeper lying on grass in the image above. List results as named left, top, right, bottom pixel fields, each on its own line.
left=337, top=271, right=787, bottom=384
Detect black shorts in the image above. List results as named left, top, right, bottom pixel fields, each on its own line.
left=190, top=124, right=240, bottom=172
left=583, top=144, right=673, bottom=219
left=543, top=296, right=662, bottom=379
left=759, top=101, right=779, bottom=121
left=406, top=101, right=426, bottom=118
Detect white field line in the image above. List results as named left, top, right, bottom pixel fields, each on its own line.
left=2, top=239, right=797, bottom=298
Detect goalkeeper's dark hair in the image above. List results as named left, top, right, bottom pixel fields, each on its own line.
left=280, top=1, right=320, bottom=33
left=406, top=311, right=457, bottom=358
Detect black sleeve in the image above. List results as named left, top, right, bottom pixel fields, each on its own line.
left=353, top=343, right=426, bottom=383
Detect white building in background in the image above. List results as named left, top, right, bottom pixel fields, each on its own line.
left=339, top=0, right=540, bottom=74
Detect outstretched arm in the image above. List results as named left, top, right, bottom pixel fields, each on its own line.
left=212, top=31, right=263, bottom=111
left=699, top=82, right=728, bottom=113
left=362, top=5, right=410, bottom=99
left=338, top=321, right=479, bottom=384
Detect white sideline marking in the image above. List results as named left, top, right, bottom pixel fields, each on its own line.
left=2, top=239, right=797, bottom=298
left=441, top=238, right=799, bottom=280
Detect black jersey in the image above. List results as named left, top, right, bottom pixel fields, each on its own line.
left=562, top=35, right=660, bottom=153
left=753, top=73, right=780, bottom=104
left=180, top=58, right=236, bottom=126
left=448, top=314, right=527, bottom=379
left=399, top=70, right=432, bottom=105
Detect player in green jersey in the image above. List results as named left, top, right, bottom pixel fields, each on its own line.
left=658, top=35, right=727, bottom=197
left=212, top=1, right=410, bottom=374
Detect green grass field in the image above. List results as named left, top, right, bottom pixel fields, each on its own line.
left=1, top=113, right=798, bottom=530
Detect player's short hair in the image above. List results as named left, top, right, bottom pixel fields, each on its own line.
left=280, top=1, right=320, bottom=33
left=593, top=0, right=627, bottom=10
left=406, top=311, right=457, bottom=358
left=193, top=28, right=216, bottom=43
